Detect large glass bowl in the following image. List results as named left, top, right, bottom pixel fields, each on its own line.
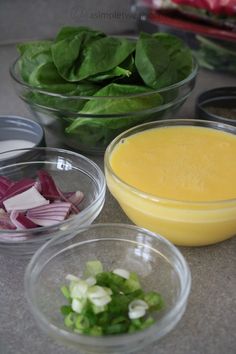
left=0, top=147, right=105, bottom=256
left=105, top=119, right=236, bottom=246
left=10, top=57, right=198, bottom=155
left=24, top=223, right=191, bottom=354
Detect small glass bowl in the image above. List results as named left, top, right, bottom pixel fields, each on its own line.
left=0, top=147, right=105, bottom=256
left=10, top=57, right=198, bottom=155
left=105, top=119, right=236, bottom=246
left=24, top=223, right=191, bottom=354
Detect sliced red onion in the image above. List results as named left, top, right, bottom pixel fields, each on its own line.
left=38, top=170, right=81, bottom=213
left=3, top=186, right=49, bottom=212
left=10, top=210, right=38, bottom=229
left=27, top=202, right=72, bottom=226
left=0, top=209, right=16, bottom=230
left=64, top=192, right=74, bottom=199
left=0, top=178, right=35, bottom=205
left=37, top=170, right=61, bottom=200
left=34, top=179, right=42, bottom=193
left=0, top=176, right=13, bottom=198
left=57, top=189, right=80, bottom=214
left=0, top=170, right=83, bottom=232
left=67, top=191, right=84, bottom=206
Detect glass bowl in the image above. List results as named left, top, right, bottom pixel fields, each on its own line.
left=24, top=223, right=191, bottom=354
left=105, top=119, right=236, bottom=246
left=0, top=147, right=105, bottom=256
left=10, top=57, right=198, bottom=155
left=0, top=115, right=45, bottom=167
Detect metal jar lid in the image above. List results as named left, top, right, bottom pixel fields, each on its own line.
left=0, top=115, right=45, bottom=167
left=196, top=86, right=236, bottom=125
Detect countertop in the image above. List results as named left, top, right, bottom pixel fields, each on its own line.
left=0, top=43, right=236, bottom=354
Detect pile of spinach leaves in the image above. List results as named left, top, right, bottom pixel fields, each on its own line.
left=17, top=26, right=193, bottom=151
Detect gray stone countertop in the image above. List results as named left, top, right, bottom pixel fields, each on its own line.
left=0, top=44, right=236, bottom=354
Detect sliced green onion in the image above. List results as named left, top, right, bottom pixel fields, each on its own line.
left=70, top=280, right=89, bottom=299
left=88, top=286, right=112, bottom=306
left=104, top=323, right=129, bottom=334
left=64, top=313, right=74, bottom=328
left=87, top=285, right=110, bottom=299
left=75, top=314, right=90, bottom=330
left=144, top=291, right=164, bottom=311
left=66, top=274, right=80, bottom=282
left=86, top=326, right=103, bottom=336
left=103, top=287, right=113, bottom=296
left=91, top=295, right=111, bottom=307
left=84, top=260, right=103, bottom=277
left=85, top=276, right=96, bottom=286
left=60, top=260, right=165, bottom=336
left=128, top=299, right=149, bottom=319
left=72, top=298, right=86, bottom=314
left=92, top=304, right=106, bottom=314
left=60, top=305, right=72, bottom=316
left=60, top=285, right=71, bottom=300
left=123, top=272, right=141, bottom=293
left=113, top=268, right=130, bottom=279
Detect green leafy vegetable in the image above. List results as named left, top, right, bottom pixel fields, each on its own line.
left=88, top=65, right=132, bottom=83
left=26, top=80, right=100, bottom=113
left=75, top=37, right=135, bottom=81
left=77, top=83, right=163, bottom=115
left=17, top=41, right=53, bottom=82
left=135, top=32, right=193, bottom=89
left=64, top=83, right=163, bottom=148
left=28, top=62, right=77, bottom=93
left=60, top=260, right=164, bottom=336
left=193, top=35, right=236, bottom=74
left=16, top=26, right=194, bottom=151
left=52, top=26, right=105, bottom=82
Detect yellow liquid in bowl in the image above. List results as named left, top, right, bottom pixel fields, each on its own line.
left=106, top=126, right=236, bottom=246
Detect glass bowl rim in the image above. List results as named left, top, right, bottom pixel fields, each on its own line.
left=105, top=118, right=236, bottom=206
left=24, top=222, right=191, bottom=347
left=9, top=56, right=198, bottom=100
left=0, top=146, right=106, bottom=238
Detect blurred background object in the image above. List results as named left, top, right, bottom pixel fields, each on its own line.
left=132, top=0, right=236, bottom=73
left=0, top=0, right=137, bottom=44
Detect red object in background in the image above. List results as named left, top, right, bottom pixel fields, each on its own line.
left=172, top=0, right=236, bottom=16
left=148, top=9, right=236, bottom=42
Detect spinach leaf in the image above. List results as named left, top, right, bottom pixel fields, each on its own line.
left=65, top=116, right=143, bottom=148
left=76, top=37, right=135, bottom=81
left=55, top=26, right=103, bottom=42
left=51, top=27, right=105, bottom=82
left=135, top=34, right=170, bottom=89
left=88, top=54, right=137, bottom=86
left=17, top=41, right=53, bottom=82
left=153, top=33, right=193, bottom=83
left=27, top=61, right=99, bottom=94
left=135, top=32, right=192, bottom=89
left=26, top=81, right=100, bottom=112
left=65, top=83, right=163, bottom=148
left=65, top=112, right=158, bottom=150
left=28, top=62, right=77, bottom=93
left=77, top=83, right=163, bottom=115
left=88, top=66, right=132, bottom=83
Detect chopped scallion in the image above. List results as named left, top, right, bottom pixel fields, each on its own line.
left=60, top=260, right=164, bottom=336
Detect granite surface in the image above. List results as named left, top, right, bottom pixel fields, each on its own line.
left=0, top=42, right=236, bottom=354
